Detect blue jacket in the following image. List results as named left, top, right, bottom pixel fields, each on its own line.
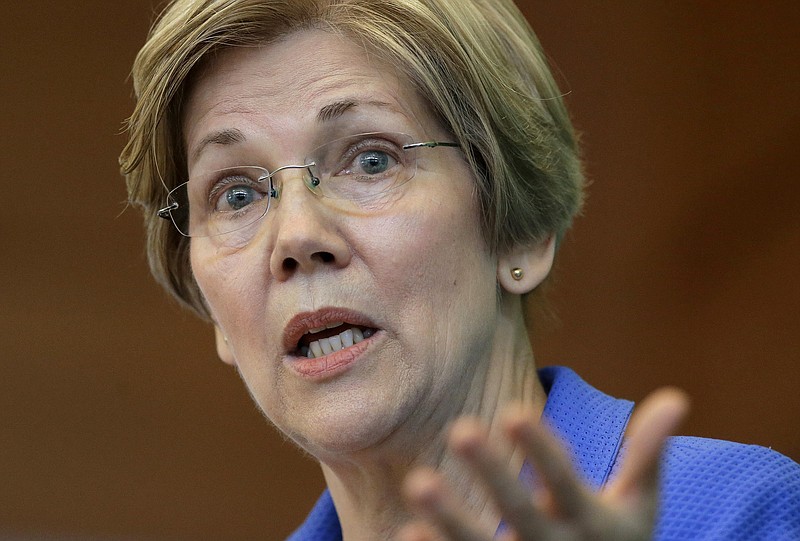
left=288, top=366, right=800, bottom=540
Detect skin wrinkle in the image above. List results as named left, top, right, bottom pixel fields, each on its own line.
left=184, top=35, right=430, bottom=178
left=185, top=58, right=404, bottom=164
left=187, top=101, right=421, bottom=180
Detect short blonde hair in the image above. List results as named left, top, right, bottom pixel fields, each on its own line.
left=120, top=0, right=584, bottom=319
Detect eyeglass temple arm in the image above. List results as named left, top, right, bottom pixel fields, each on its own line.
left=403, top=141, right=460, bottom=149
left=157, top=202, right=178, bottom=219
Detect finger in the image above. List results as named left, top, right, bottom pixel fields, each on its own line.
left=606, top=387, right=690, bottom=500
left=403, top=467, right=493, bottom=541
left=395, top=521, right=442, bottom=541
left=502, top=404, right=595, bottom=521
left=448, top=418, right=552, bottom=537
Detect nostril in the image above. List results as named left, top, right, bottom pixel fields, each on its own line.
left=281, top=252, right=334, bottom=274
left=316, top=252, right=335, bottom=264
left=282, top=258, right=299, bottom=273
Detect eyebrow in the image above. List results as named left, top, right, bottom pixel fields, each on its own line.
left=316, top=98, right=395, bottom=123
left=190, top=128, right=246, bottom=162
left=317, top=100, right=357, bottom=123
left=190, top=99, right=398, bottom=161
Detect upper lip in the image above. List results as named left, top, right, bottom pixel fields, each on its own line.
left=282, top=307, right=379, bottom=353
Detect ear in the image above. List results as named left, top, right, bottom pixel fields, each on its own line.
left=214, top=326, right=236, bottom=366
left=497, top=235, right=556, bottom=295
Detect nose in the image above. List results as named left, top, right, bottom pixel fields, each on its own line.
left=265, top=169, right=351, bottom=281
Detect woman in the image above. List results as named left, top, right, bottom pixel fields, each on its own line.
left=120, top=0, right=799, bottom=539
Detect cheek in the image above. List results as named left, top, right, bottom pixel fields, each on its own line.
left=412, top=190, right=488, bottom=267
left=190, top=243, right=264, bottom=328
left=365, top=190, right=495, bottom=306
left=375, top=197, right=498, bottom=390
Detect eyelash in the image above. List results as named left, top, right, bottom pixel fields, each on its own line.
left=337, top=138, right=403, bottom=173
left=207, top=174, right=263, bottom=205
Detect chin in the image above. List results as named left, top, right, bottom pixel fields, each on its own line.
left=272, top=385, right=421, bottom=461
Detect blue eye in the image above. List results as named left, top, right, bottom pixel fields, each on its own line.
left=218, top=185, right=264, bottom=211
left=358, top=151, right=391, bottom=175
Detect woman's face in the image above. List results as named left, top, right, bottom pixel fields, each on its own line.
left=185, top=30, right=501, bottom=459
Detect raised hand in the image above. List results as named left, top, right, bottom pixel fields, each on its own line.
left=400, top=388, right=690, bottom=541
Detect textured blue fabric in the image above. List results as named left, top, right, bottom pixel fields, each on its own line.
left=287, top=489, right=342, bottom=541
left=288, top=366, right=800, bottom=540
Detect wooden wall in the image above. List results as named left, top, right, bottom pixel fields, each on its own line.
left=1, top=1, right=796, bottom=539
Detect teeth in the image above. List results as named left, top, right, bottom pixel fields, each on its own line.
left=341, top=328, right=354, bottom=348
left=304, top=326, right=373, bottom=358
left=307, top=321, right=344, bottom=335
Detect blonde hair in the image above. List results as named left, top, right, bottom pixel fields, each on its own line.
left=120, top=0, right=584, bottom=319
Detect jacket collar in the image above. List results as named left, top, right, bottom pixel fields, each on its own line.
left=520, top=366, right=633, bottom=491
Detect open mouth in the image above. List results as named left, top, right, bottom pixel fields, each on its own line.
left=294, top=321, right=377, bottom=358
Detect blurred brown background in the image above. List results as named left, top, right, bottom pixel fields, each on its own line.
left=1, top=1, right=797, bottom=539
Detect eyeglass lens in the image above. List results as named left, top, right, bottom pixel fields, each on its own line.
left=164, top=132, right=431, bottom=240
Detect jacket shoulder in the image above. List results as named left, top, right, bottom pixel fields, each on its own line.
left=655, top=436, right=800, bottom=540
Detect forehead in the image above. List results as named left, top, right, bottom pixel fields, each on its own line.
left=182, top=30, right=438, bottom=165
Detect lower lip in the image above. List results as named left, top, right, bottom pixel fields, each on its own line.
left=284, top=331, right=379, bottom=380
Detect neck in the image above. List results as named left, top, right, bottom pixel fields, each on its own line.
left=321, top=294, right=547, bottom=540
